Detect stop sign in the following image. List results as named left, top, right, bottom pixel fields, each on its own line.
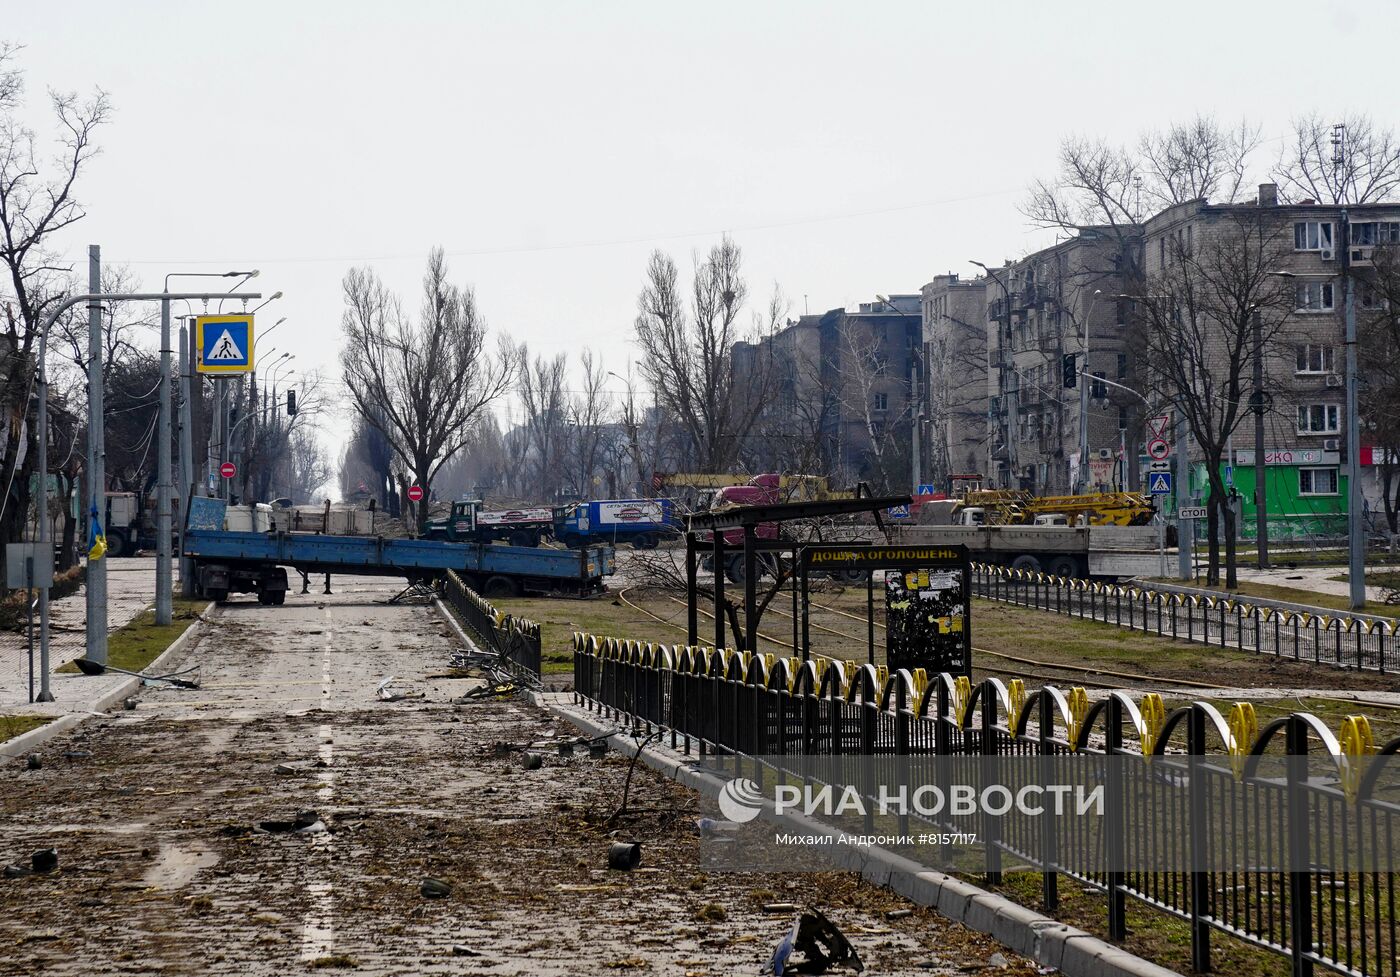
left=407, top=484, right=424, bottom=502
left=219, top=461, right=237, bottom=479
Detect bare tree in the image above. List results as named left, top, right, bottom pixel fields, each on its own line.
left=1131, top=211, right=1294, bottom=586
left=1360, top=245, right=1400, bottom=532
left=632, top=237, right=781, bottom=472
left=566, top=348, right=611, bottom=497
left=516, top=346, right=567, bottom=502
left=340, top=248, right=516, bottom=529
left=287, top=427, right=333, bottom=504
left=0, top=46, right=111, bottom=546
left=837, top=327, right=909, bottom=492
left=1275, top=114, right=1400, bottom=205
left=1139, top=116, right=1262, bottom=208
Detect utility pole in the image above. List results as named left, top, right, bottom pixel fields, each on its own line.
left=1252, top=310, right=1269, bottom=568
left=179, top=320, right=195, bottom=596
left=1342, top=206, right=1366, bottom=609
left=85, top=245, right=107, bottom=666
left=1078, top=290, right=1103, bottom=494
left=156, top=297, right=173, bottom=625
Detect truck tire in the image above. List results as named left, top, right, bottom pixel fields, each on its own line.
left=561, top=534, right=584, bottom=549
left=724, top=553, right=745, bottom=585
left=835, top=568, right=866, bottom=584
left=508, top=531, right=534, bottom=548
left=1047, top=555, right=1079, bottom=579
left=1009, top=555, right=1042, bottom=574
left=483, top=575, right=520, bottom=598
left=106, top=529, right=128, bottom=559
left=630, top=533, right=651, bottom=549
left=208, top=587, right=229, bottom=604
left=271, top=590, right=286, bottom=605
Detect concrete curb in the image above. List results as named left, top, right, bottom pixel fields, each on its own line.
left=1, top=602, right=217, bottom=760
left=533, top=693, right=1184, bottom=977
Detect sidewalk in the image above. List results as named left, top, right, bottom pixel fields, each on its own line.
left=1232, top=565, right=1390, bottom=604
left=0, top=555, right=170, bottom=712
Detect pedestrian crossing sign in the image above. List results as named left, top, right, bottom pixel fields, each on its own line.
left=1148, top=471, right=1173, bottom=495
left=195, top=314, right=255, bottom=374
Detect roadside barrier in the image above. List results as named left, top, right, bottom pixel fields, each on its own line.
left=573, top=628, right=1400, bottom=977
left=971, top=562, right=1399, bottom=672
left=439, top=571, right=542, bottom=677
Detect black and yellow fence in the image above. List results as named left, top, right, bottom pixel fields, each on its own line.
left=573, top=631, right=1400, bottom=977
left=972, top=562, right=1400, bottom=673
left=439, top=571, right=542, bottom=677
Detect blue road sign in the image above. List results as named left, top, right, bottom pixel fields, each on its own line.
left=1148, top=471, right=1173, bottom=495
left=916, top=483, right=937, bottom=495
left=888, top=504, right=911, bottom=519
left=196, top=314, right=255, bottom=374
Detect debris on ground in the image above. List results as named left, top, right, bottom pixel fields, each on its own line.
left=375, top=676, right=425, bottom=703
left=607, top=841, right=641, bottom=871
left=258, top=810, right=324, bottom=834
left=420, top=877, right=452, bottom=899
left=24, top=755, right=40, bottom=770
left=31, top=849, right=57, bottom=874
left=765, top=908, right=865, bottom=976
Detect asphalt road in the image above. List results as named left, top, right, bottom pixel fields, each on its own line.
left=1, top=575, right=1030, bottom=976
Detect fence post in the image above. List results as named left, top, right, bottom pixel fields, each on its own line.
left=1286, top=716, right=1315, bottom=977
left=1187, top=706, right=1212, bottom=973
left=1105, top=696, right=1127, bottom=941
left=1038, top=691, right=1059, bottom=911
left=980, top=685, right=1002, bottom=885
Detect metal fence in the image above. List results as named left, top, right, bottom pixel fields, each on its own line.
left=573, top=632, right=1400, bottom=977
left=970, top=562, right=1400, bottom=673
left=439, top=571, right=542, bottom=677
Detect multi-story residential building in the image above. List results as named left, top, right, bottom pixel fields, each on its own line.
left=735, top=295, right=921, bottom=490
left=920, top=273, right=987, bottom=488
left=979, top=227, right=1139, bottom=494
left=1140, top=184, right=1400, bottom=539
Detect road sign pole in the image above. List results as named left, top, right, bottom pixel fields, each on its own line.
left=179, top=321, right=196, bottom=597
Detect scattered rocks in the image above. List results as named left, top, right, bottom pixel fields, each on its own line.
left=451, top=944, right=484, bottom=957
left=122, top=698, right=138, bottom=711
left=420, top=877, right=452, bottom=899
left=258, top=810, right=322, bottom=834
left=31, top=849, right=57, bottom=873
left=25, top=755, right=41, bottom=771
left=987, top=952, right=1010, bottom=968
left=273, top=763, right=299, bottom=776
left=64, top=751, right=92, bottom=760
left=520, top=751, right=543, bottom=770
left=886, top=908, right=913, bottom=920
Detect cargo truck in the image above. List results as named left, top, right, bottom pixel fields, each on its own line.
left=555, top=499, right=680, bottom=549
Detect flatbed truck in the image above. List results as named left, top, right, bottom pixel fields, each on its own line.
left=184, top=498, right=613, bottom=604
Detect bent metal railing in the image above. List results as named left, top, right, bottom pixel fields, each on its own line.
left=573, top=631, right=1400, bottom=977
left=439, top=571, right=542, bottom=677
left=970, top=562, right=1400, bottom=673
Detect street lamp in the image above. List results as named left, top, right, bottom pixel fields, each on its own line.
left=249, top=290, right=283, bottom=315
left=970, top=260, right=1017, bottom=487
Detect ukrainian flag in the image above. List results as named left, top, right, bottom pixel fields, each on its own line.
left=88, top=505, right=107, bottom=562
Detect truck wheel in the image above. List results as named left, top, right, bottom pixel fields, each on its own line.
left=836, top=568, right=866, bottom=584
left=1010, top=555, right=1042, bottom=574
left=630, top=533, right=651, bottom=549
left=724, top=554, right=745, bottom=585
left=1047, top=556, right=1079, bottom=579
left=642, top=534, right=660, bottom=549
left=106, top=529, right=128, bottom=559
left=483, top=575, right=520, bottom=598
left=272, top=590, right=286, bottom=605
left=508, top=531, right=534, bottom=548
left=561, top=534, right=584, bottom=549
left=208, top=587, right=229, bottom=604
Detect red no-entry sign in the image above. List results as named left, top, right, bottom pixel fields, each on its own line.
left=407, top=484, right=424, bottom=502
left=219, top=462, right=237, bottom=479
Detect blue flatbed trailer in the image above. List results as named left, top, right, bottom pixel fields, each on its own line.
left=182, top=500, right=613, bottom=603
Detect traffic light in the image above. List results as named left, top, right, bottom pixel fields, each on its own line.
left=286, top=389, right=298, bottom=416
left=1061, top=353, right=1077, bottom=389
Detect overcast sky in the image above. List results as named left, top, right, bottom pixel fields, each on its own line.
left=6, top=0, right=1388, bottom=488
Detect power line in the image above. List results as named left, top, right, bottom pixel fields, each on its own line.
left=62, top=186, right=1024, bottom=267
